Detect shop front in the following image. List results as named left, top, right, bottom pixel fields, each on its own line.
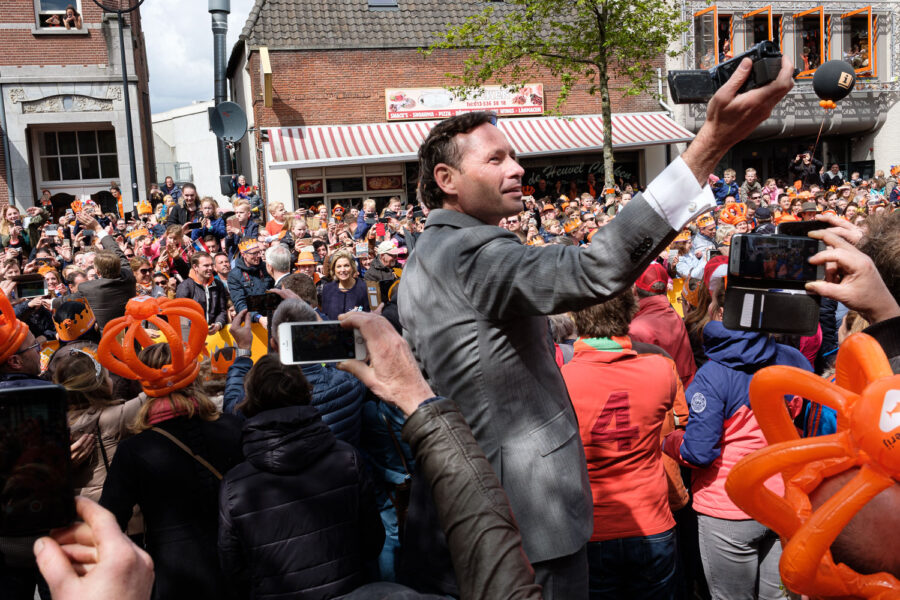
left=263, top=109, right=693, bottom=213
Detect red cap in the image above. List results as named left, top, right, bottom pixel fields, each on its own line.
left=635, top=262, right=668, bottom=293
left=703, top=255, right=729, bottom=289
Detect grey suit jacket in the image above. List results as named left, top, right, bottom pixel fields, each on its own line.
left=75, top=234, right=136, bottom=331
left=398, top=195, right=679, bottom=563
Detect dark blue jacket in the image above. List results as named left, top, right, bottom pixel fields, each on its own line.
left=224, top=218, right=260, bottom=261
left=218, top=405, right=383, bottom=600
left=226, top=256, right=273, bottom=320
left=191, top=217, right=227, bottom=242
left=713, top=180, right=740, bottom=205
left=223, top=357, right=366, bottom=447
left=679, top=321, right=811, bottom=469
left=354, top=211, right=373, bottom=240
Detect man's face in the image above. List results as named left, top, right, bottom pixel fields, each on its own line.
left=116, top=220, right=126, bottom=232
left=214, top=254, right=230, bottom=277
left=153, top=276, right=168, bottom=287
left=504, top=215, right=520, bottom=231
left=194, top=256, right=214, bottom=280
left=440, top=123, right=524, bottom=226
left=831, top=164, right=840, bottom=174
left=380, top=252, right=397, bottom=267
left=537, top=179, right=547, bottom=190
left=780, top=197, right=791, bottom=211
left=205, top=238, right=219, bottom=253
left=746, top=172, right=757, bottom=184
left=165, top=177, right=174, bottom=188
left=701, top=224, right=716, bottom=238
left=182, top=188, right=198, bottom=208
left=235, top=205, right=250, bottom=225
left=297, top=263, right=315, bottom=277
left=749, top=193, right=762, bottom=204
left=620, top=193, right=632, bottom=206
left=242, top=246, right=261, bottom=266
left=724, top=195, right=737, bottom=205
left=86, top=268, right=98, bottom=281
left=13, top=332, right=41, bottom=376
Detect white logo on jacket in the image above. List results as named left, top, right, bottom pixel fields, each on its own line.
left=691, top=392, right=707, bottom=414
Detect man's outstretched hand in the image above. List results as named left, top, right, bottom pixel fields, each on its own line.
left=337, top=312, right=434, bottom=416
left=682, top=55, right=795, bottom=186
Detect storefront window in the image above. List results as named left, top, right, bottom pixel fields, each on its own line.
left=294, top=165, right=405, bottom=212
left=841, top=7, right=875, bottom=77
left=326, top=177, right=364, bottom=194
left=519, top=151, right=642, bottom=200
left=35, top=0, right=82, bottom=29
left=744, top=6, right=782, bottom=49
left=793, top=7, right=826, bottom=78
left=40, top=129, right=118, bottom=183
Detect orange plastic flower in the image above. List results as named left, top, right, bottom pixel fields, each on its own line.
left=97, top=296, right=208, bottom=397
left=726, top=333, right=900, bottom=599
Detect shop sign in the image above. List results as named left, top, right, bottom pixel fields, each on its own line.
left=296, top=179, right=323, bottom=195
left=522, top=162, right=635, bottom=186
left=385, top=84, right=544, bottom=121
left=366, top=175, right=403, bottom=191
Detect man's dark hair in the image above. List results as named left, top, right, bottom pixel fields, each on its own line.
left=418, top=111, right=497, bottom=210
left=110, top=185, right=120, bottom=193
left=237, top=354, right=312, bottom=418
left=189, top=251, right=212, bottom=269
left=570, top=291, right=638, bottom=338
left=281, top=273, right=318, bottom=308
left=93, top=250, right=121, bottom=279
left=858, top=211, right=900, bottom=303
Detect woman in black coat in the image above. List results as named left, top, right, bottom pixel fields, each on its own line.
left=100, top=343, right=243, bottom=600
left=218, top=354, right=384, bottom=600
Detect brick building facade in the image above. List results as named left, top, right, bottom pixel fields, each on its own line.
left=227, top=0, right=692, bottom=213
left=0, top=0, right=154, bottom=213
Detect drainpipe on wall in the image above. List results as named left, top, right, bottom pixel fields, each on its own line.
left=657, top=68, right=675, bottom=164
left=0, top=83, right=16, bottom=207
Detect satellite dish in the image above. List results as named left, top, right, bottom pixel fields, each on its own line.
left=209, top=101, right=248, bottom=142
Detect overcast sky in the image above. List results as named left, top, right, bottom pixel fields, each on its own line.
left=142, top=0, right=255, bottom=114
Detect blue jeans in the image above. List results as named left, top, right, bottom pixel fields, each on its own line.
left=587, top=528, right=678, bottom=600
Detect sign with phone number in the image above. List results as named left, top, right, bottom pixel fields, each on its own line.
left=386, top=84, right=544, bottom=121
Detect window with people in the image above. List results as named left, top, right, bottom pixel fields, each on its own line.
left=36, top=0, right=82, bottom=29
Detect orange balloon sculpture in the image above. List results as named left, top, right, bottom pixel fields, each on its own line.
left=97, top=296, right=208, bottom=397
left=726, top=333, right=900, bottom=599
left=0, top=289, right=29, bottom=364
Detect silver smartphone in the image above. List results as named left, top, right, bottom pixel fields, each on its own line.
left=277, top=321, right=367, bottom=365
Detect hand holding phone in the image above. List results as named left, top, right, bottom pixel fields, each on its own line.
left=278, top=321, right=367, bottom=365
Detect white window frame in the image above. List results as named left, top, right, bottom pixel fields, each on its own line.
left=293, top=164, right=407, bottom=212
left=33, top=0, right=83, bottom=29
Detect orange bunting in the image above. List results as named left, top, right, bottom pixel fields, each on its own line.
left=97, top=296, right=208, bottom=397
left=725, top=333, right=900, bottom=599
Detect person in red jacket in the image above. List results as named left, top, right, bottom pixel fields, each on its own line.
left=563, top=291, right=688, bottom=599
left=629, top=262, right=697, bottom=393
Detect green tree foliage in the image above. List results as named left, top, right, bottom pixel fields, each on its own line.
left=424, top=0, right=689, bottom=191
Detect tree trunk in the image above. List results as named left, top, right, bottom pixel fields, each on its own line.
left=596, top=61, right=615, bottom=199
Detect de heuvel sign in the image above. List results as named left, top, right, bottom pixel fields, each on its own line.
left=385, top=84, right=544, bottom=121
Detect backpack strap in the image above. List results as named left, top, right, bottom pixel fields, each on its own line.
left=150, top=427, right=223, bottom=480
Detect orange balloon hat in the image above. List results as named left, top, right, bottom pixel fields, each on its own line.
left=0, top=289, right=30, bottom=364
left=97, top=296, right=208, bottom=397
left=726, top=333, right=900, bottom=599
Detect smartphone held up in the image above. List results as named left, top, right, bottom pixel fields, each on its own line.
left=278, top=321, right=367, bottom=366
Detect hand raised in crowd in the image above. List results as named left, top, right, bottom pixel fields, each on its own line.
left=230, top=309, right=254, bottom=350
left=34, top=497, right=154, bottom=600
left=26, top=206, right=41, bottom=217
left=77, top=213, right=101, bottom=233
left=70, top=433, right=95, bottom=466
left=682, top=55, right=795, bottom=185
left=814, top=213, right=864, bottom=246
left=0, top=279, right=15, bottom=297
left=338, top=312, right=435, bottom=417
left=806, top=229, right=900, bottom=325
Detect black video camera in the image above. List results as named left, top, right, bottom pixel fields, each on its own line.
left=668, top=41, right=783, bottom=104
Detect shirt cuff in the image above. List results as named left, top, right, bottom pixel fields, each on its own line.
left=644, top=156, right=716, bottom=231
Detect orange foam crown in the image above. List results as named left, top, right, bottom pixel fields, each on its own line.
left=97, top=296, right=208, bottom=397
left=0, top=290, right=30, bottom=364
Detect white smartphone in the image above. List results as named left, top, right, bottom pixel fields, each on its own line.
left=277, top=321, right=367, bottom=365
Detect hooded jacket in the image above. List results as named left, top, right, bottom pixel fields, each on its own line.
left=663, top=320, right=811, bottom=519
left=629, top=294, right=697, bottom=391
left=226, top=256, right=274, bottom=318
left=218, top=405, right=384, bottom=600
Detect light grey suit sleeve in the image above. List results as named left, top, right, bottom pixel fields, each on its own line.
left=457, top=194, right=678, bottom=319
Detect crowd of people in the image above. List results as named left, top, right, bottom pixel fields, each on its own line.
left=1, top=53, right=900, bottom=600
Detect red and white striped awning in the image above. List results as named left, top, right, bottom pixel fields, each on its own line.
left=265, top=112, right=694, bottom=169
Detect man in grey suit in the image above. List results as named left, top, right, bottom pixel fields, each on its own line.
left=71, top=213, right=136, bottom=331
left=398, top=57, right=795, bottom=598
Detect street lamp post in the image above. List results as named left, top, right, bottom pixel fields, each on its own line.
left=91, top=0, right=146, bottom=213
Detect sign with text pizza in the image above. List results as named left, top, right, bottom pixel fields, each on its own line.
left=385, top=84, right=544, bottom=121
